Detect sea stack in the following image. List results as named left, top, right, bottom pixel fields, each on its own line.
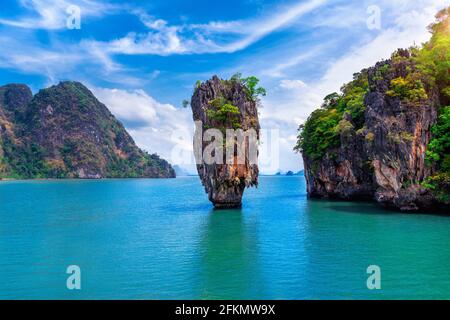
left=191, top=75, right=261, bottom=208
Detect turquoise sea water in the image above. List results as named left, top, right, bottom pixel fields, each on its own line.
left=0, top=176, right=450, bottom=299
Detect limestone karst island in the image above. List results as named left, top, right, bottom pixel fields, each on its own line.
left=0, top=82, right=174, bottom=179
left=190, top=74, right=262, bottom=208
left=295, top=9, right=450, bottom=211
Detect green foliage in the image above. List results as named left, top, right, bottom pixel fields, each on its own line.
left=182, top=99, right=189, bottom=108
left=372, top=63, right=390, bottom=81
left=415, top=7, right=450, bottom=103
left=243, top=76, right=267, bottom=100
left=443, top=86, right=450, bottom=99
left=207, top=97, right=241, bottom=129
left=0, top=81, right=174, bottom=179
left=230, top=73, right=242, bottom=83
left=424, top=106, right=450, bottom=200
left=387, top=131, right=414, bottom=145
left=418, top=8, right=450, bottom=200
left=338, top=71, right=369, bottom=128
left=295, top=71, right=369, bottom=160
left=400, top=131, right=414, bottom=142
left=386, top=75, right=428, bottom=103
left=230, top=73, right=267, bottom=101
left=423, top=173, right=450, bottom=202
left=294, top=107, right=341, bottom=161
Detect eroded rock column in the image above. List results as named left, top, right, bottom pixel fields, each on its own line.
left=191, top=75, right=260, bottom=208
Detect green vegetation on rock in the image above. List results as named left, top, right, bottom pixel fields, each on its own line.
left=296, top=7, right=450, bottom=204
left=386, top=75, right=428, bottom=103
left=415, top=8, right=450, bottom=103
left=294, top=71, right=369, bottom=160
left=207, top=96, right=241, bottom=130
left=419, top=8, right=450, bottom=200
left=192, top=74, right=266, bottom=132
left=227, top=73, right=267, bottom=101
left=0, top=81, right=175, bottom=179
left=425, top=106, right=450, bottom=201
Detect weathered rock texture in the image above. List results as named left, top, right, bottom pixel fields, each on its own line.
left=191, top=76, right=259, bottom=208
left=0, top=81, right=175, bottom=179
left=303, top=50, right=445, bottom=211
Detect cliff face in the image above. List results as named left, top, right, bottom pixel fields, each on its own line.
left=0, top=84, right=33, bottom=177
left=302, top=50, right=444, bottom=211
left=299, top=9, right=450, bottom=211
left=0, top=81, right=175, bottom=179
left=364, top=52, right=440, bottom=210
left=191, top=75, right=260, bottom=208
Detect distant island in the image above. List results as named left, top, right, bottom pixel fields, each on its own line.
left=0, top=82, right=175, bottom=179
left=274, top=170, right=304, bottom=176
left=266, top=170, right=305, bottom=176
left=295, top=8, right=449, bottom=211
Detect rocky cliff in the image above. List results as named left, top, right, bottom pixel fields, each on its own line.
left=296, top=10, right=450, bottom=211
left=191, top=75, right=261, bottom=208
left=0, top=84, right=33, bottom=177
left=0, top=81, right=175, bottom=179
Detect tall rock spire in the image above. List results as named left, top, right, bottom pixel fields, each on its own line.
left=191, top=75, right=260, bottom=208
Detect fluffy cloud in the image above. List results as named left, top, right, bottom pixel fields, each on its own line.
left=1, top=0, right=449, bottom=173
left=88, top=0, right=328, bottom=56
left=91, top=87, right=196, bottom=173
left=91, top=86, right=300, bottom=175
left=257, top=0, right=448, bottom=172
left=92, top=0, right=448, bottom=174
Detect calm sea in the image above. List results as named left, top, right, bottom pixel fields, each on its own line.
left=0, top=176, right=449, bottom=299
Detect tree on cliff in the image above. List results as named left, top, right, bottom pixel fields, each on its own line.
left=420, top=7, right=450, bottom=202
left=294, top=7, right=450, bottom=209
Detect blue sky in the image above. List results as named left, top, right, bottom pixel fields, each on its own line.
left=0, top=0, right=448, bottom=173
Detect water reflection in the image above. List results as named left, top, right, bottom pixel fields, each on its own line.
left=198, top=208, right=264, bottom=299
left=302, top=199, right=450, bottom=299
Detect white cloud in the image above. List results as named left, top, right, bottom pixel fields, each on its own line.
left=86, top=0, right=448, bottom=173
left=306, top=3, right=367, bottom=29
left=0, top=35, right=84, bottom=81
left=279, top=79, right=307, bottom=90
left=0, top=34, right=147, bottom=87
left=317, top=2, right=446, bottom=96
left=0, top=0, right=118, bottom=29
left=91, top=87, right=196, bottom=172
left=88, top=0, right=328, bottom=56
left=92, top=88, right=158, bottom=124
left=214, top=0, right=328, bottom=53
left=257, top=0, right=448, bottom=171
left=1, top=0, right=449, bottom=174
